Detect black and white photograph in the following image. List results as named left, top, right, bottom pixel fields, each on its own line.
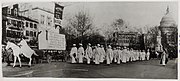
left=1, top=0, right=178, bottom=80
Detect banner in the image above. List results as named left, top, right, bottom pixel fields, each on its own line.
left=48, top=32, right=66, bottom=50
left=38, top=30, right=66, bottom=50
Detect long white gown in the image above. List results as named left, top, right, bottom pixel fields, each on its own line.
left=146, top=51, right=150, bottom=60
left=99, top=47, right=105, bottom=63
left=113, top=49, right=118, bottom=63
left=106, top=48, right=113, bottom=64
left=85, top=46, right=93, bottom=64
left=122, top=49, right=127, bottom=63
left=70, top=47, right=77, bottom=63
left=94, top=47, right=100, bottom=64
left=77, top=47, right=84, bottom=63
left=142, top=51, right=146, bottom=60
left=117, top=49, right=122, bottom=64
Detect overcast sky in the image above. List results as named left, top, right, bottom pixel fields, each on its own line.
left=62, top=2, right=178, bottom=29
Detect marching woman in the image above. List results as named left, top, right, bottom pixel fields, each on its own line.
left=106, top=45, right=113, bottom=65
left=69, top=44, right=78, bottom=63
left=160, top=48, right=168, bottom=66
left=85, top=43, right=93, bottom=64
left=117, top=47, right=122, bottom=64
left=121, top=47, right=127, bottom=63
left=77, top=43, right=84, bottom=63
left=142, top=50, right=146, bottom=61
left=139, top=50, right=142, bottom=61
left=113, top=47, right=118, bottom=63
left=146, top=49, right=150, bottom=60
left=126, top=48, right=130, bottom=62
left=93, top=46, right=100, bottom=65
left=99, top=45, right=106, bottom=63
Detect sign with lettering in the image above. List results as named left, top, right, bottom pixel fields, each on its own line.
left=48, top=32, right=66, bottom=50
left=38, top=30, right=66, bottom=50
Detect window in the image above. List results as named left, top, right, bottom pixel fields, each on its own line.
left=7, top=30, right=11, bottom=37
left=34, top=24, right=37, bottom=29
left=30, top=31, right=33, bottom=37
left=21, top=22, right=24, bottom=28
left=7, top=7, right=11, bottom=15
left=47, top=16, right=52, bottom=26
left=26, top=22, right=29, bottom=27
left=11, top=20, right=17, bottom=26
left=30, top=23, right=33, bottom=28
left=34, top=32, right=36, bottom=37
left=7, top=19, right=11, bottom=25
left=26, top=30, right=29, bottom=36
left=14, top=8, right=18, bottom=16
left=17, top=21, right=21, bottom=27
left=40, top=15, right=45, bottom=24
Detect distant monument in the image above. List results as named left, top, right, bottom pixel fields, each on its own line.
left=156, top=28, right=163, bottom=52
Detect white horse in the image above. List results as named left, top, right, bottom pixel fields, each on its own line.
left=6, top=40, right=38, bottom=67
left=6, top=41, right=22, bottom=67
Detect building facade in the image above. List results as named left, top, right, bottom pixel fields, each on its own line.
left=2, top=4, right=39, bottom=48
left=19, top=2, right=64, bottom=50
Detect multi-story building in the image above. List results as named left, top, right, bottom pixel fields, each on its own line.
left=2, top=4, right=39, bottom=48
left=2, top=4, right=24, bottom=44
left=19, top=2, right=64, bottom=50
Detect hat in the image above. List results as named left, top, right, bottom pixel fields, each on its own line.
left=97, top=44, right=100, bottom=47
left=79, top=43, right=82, bottom=46
left=88, top=43, right=91, bottom=46
left=73, top=44, right=76, bottom=46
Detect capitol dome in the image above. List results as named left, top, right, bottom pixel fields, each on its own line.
left=160, top=6, right=176, bottom=27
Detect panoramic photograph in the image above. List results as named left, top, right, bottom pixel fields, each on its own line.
left=1, top=1, right=178, bottom=79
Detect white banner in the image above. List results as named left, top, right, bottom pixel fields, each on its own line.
left=48, top=32, right=66, bottom=50
left=38, top=30, right=66, bottom=50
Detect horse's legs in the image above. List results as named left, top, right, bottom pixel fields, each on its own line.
left=17, top=55, right=21, bottom=67
left=29, top=58, right=32, bottom=67
left=13, top=56, right=17, bottom=67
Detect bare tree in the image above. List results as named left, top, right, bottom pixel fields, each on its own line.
left=65, top=11, right=93, bottom=43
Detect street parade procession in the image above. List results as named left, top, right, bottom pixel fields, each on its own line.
left=1, top=2, right=178, bottom=79
left=69, top=43, right=151, bottom=65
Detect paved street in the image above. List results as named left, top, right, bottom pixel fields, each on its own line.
left=2, top=59, right=177, bottom=79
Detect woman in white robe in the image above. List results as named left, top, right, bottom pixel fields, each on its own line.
left=85, top=43, right=93, bottom=64
left=146, top=49, right=150, bottom=60
left=106, top=45, right=113, bottom=65
left=99, top=45, right=105, bottom=63
left=117, top=47, right=122, bottom=64
left=77, top=44, right=84, bottom=63
left=121, top=47, right=127, bottom=63
left=70, top=44, right=77, bottom=63
left=142, top=50, right=146, bottom=60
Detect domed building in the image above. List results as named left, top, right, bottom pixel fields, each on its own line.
left=158, top=6, right=178, bottom=58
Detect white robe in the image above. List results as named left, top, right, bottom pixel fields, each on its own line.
left=126, top=50, right=130, bottom=62
left=70, top=47, right=77, bottom=63
left=93, top=48, right=100, bottom=64
left=146, top=51, right=150, bottom=60
left=142, top=52, right=146, bottom=60
left=106, top=48, right=113, bottom=64
left=77, top=47, right=84, bottom=63
left=122, top=49, right=127, bottom=63
left=117, top=50, right=122, bottom=64
left=113, top=49, right=118, bottom=63
left=85, top=46, right=93, bottom=64
left=99, top=47, right=105, bottom=63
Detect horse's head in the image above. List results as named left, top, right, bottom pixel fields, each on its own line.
left=5, top=41, right=11, bottom=50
